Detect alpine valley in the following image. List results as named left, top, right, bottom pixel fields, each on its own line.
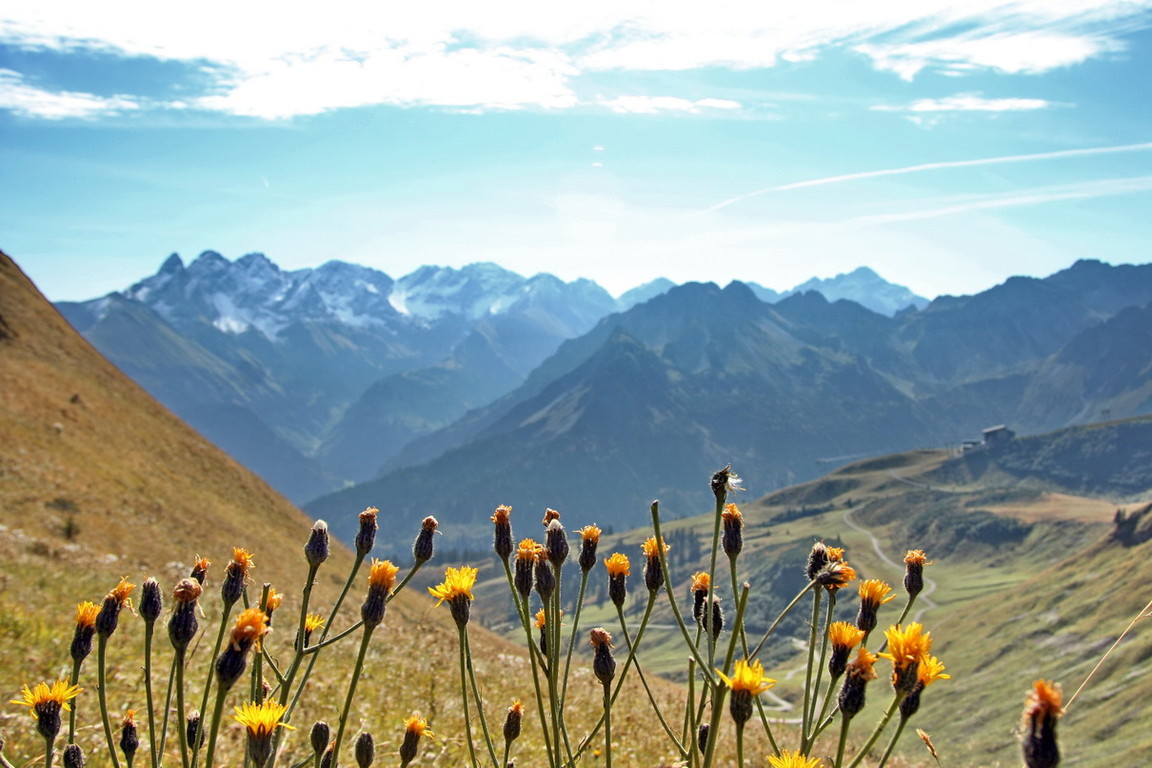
left=54, top=253, right=1152, bottom=546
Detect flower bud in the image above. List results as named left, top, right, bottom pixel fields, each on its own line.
left=355, top=731, right=375, bottom=768
left=63, top=744, right=85, bottom=768
left=305, top=520, right=330, bottom=568
left=356, top=507, right=379, bottom=557
left=413, top=516, right=437, bottom=563
left=139, top=578, right=163, bottom=625
left=545, top=519, right=569, bottom=566
left=491, top=505, right=513, bottom=561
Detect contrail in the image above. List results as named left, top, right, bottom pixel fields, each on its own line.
left=704, top=141, right=1152, bottom=213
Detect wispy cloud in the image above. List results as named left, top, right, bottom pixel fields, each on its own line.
left=0, top=69, right=142, bottom=119
left=705, top=142, right=1152, bottom=212
left=0, top=1, right=1149, bottom=119
left=872, top=93, right=1059, bottom=113
left=598, top=95, right=741, bottom=114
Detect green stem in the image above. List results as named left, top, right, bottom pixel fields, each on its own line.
left=43, top=734, right=55, bottom=768
left=462, top=628, right=501, bottom=768
left=700, top=584, right=750, bottom=768
left=833, top=713, right=852, bottom=768
left=734, top=723, right=744, bottom=768
left=144, top=622, right=159, bottom=768
left=800, top=588, right=823, bottom=747
left=66, top=656, right=82, bottom=745
left=174, top=649, right=191, bottom=768
left=97, top=634, right=123, bottom=768
left=201, top=681, right=230, bottom=768
left=805, top=591, right=836, bottom=750
left=614, top=605, right=685, bottom=757
left=602, top=683, right=613, bottom=768
left=705, top=489, right=726, bottom=674
left=560, top=567, right=590, bottom=706
left=332, top=626, right=375, bottom=761
left=159, top=659, right=177, bottom=764
left=750, top=580, right=818, bottom=659
left=845, top=693, right=904, bottom=768
left=457, top=625, right=481, bottom=768
left=875, top=715, right=909, bottom=768
left=811, top=674, right=844, bottom=746
left=499, top=558, right=554, bottom=767
left=193, top=602, right=235, bottom=766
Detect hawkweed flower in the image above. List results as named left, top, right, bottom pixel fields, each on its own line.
left=95, top=579, right=135, bottom=637
left=119, top=710, right=138, bottom=767
left=303, top=613, right=326, bottom=646
left=816, top=560, right=857, bottom=592
left=221, top=548, right=254, bottom=606
left=880, top=623, right=933, bottom=696
left=838, top=648, right=879, bottom=719
left=828, top=621, right=866, bottom=678
left=514, top=538, right=541, bottom=599
left=361, top=559, right=400, bottom=629
left=502, top=700, right=523, bottom=747
left=190, top=555, right=211, bottom=585
left=355, top=507, right=378, bottom=557
left=233, top=699, right=294, bottom=767
left=62, top=744, right=85, bottom=768
left=642, top=536, right=669, bottom=593
left=398, top=715, right=433, bottom=768
left=899, top=654, right=950, bottom=719
left=710, top=465, right=744, bottom=500
left=903, top=550, right=931, bottom=599
left=605, top=553, right=630, bottom=607
left=542, top=508, right=561, bottom=525
left=768, top=749, right=825, bottom=768
left=429, top=566, right=477, bottom=628
left=492, top=505, right=514, bottom=560
left=215, top=608, right=269, bottom=689
left=534, top=552, right=556, bottom=600
left=71, top=602, right=100, bottom=664
left=545, top=518, right=569, bottom=566
left=354, top=731, right=374, bottom=768
left=691, top=571, right=710, bottom=624
left=309, top=721, right=330, bottom=759
left=590, top=628, right=616, bottom=686
left=168, top=579, right=202, bottom=651
left=855, top=579, right=896, bottom=634
left=413, top=516, right=438, bottom=563
left=535, top=609, right=549, bottom=657
left=305, top=520, right=330, bottom=568
left=11, top=679, right=82, bottom=740
left=139, top=579, right=162, bottom=625
left=577, top=524, right=601, bottom=572
left=1022, top=680, right=1063, bottom=768
left=722, top=503, right=744, bottom=558
left=717, top=659, right=775, bottom=726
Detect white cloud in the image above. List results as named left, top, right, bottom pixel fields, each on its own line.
left=599, top=95, right=742, bottom=114
left=0, top=69, right=141, bottom=119
left=0, top=0, right=1149, bottom=118
left=872, top=93, right=1058, bottom=113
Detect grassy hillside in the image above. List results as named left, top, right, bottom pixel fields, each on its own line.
left=0, top=252, right=681, bottom=767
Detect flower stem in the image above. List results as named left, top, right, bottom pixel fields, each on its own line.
left=332, top=625, right=375, bottom=761
left=143, top=621, right=159, bottom=768
left=833, top=713, right=852, bottom=768
left=97, top=634, right=123, bottom=768
left=193, top=602, right=235, bottom=766
left=845, top=693, right=904, bottom=768
left=800, top=588, right=823, bottom=747
left=559, top=567, right=590, bottom=706
left=614, top=605, right=685, bottom=757
left=462, top=628, right=501, bottom=768
left=43, top=733, right=55, bottom=768
left=201, top=681, right=230, bottom=768
left=875, top=715, right=909, bottom=768
left=66, top=656, right=82, bottom=745
left=174, top=648, right=191, bottom=768
left=456, top=625, right=481, bottom=768
left=804, top=591, right=836, bottom=751
left=602, top=682, right=613, bottom=768
left=750, top=580, right=818, bottom=658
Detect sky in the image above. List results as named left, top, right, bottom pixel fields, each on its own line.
left=2, top=1, right=1152, bottom=302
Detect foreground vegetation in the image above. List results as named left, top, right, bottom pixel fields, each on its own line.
left=4, top=464, right=1108, bottom=768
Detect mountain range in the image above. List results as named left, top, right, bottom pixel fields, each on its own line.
left=54, top=253, right=929, bottom=504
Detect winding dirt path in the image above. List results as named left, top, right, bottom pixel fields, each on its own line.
left=841, top=505, right=938, bottom=623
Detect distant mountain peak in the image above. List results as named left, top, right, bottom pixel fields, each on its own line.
left=160, top=253, right=184, bottom=274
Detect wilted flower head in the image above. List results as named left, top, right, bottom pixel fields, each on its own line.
left=817, top=561, right=857, bottom=592
left=95, top=578, right=136, bottom=637
left=722, top=503, right=744, bottom=557
left=1021, top=680, right=1063, bottom=768
left=356, top=507, right=379, bottom=557
left=429, top=566, right=477, bottom=627
left=190, top=555, right=211, bottom=584
left=856, top=579, right=896, bottom=633
left=139, top=578, right=163, bottom=624
left=806, top=541, right=831, bottom=581
left=545, top=518, right=569, bottom=566
left=11, top=679, right=82, bottom=739
left=168, top=579, right=202, bottom=650
left=492, top=505, right=513, bottom=560
left=710, top=465, right=745, bottom=500
left=903, top=549, right=932, bottom=598
left=262, top=587, right=283, bottom=619
left=514, top=538, right=541, bottom=598
left=577, top=524, right=601, bottom=571
left=119, top=709, right=139, bottom=764
left=503, top=700, right=524, bottom=746
left=413, top=516, right=438, bottom=563
left=838, top=648, right=879, bottom=719
left=222, top=548, right=254, bottom=605
left=398, top=714, right=434, bottom=768
left=542, top=508, right=561, bottom=525
left=305, top=520, right=330, bottom=568
left=590, top=628, right=616, bottom=686
left=216, top=609, right=269, bottom=689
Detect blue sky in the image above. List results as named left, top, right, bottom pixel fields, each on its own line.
left=3, top=1, right=1151, bottom=301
